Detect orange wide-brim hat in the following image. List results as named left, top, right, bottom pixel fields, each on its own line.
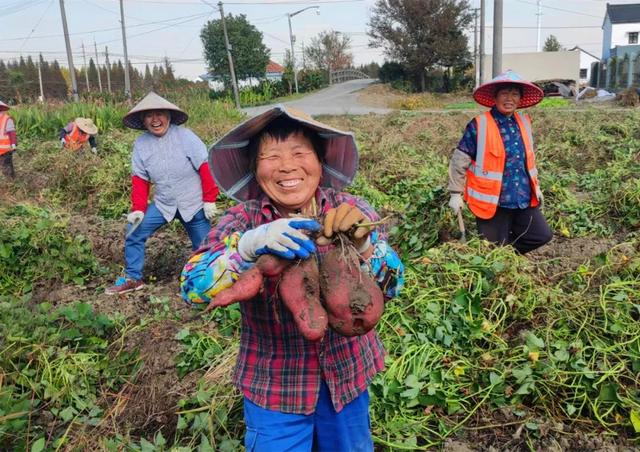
left=473, top=69, right=544, bottom=109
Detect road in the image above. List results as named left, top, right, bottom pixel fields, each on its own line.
left=243, top=78, right=392, bottom=117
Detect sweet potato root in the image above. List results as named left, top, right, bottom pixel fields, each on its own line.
left=320, top=247, right=384, bottom=336
left=201, top=255, right=291, bottom=314
left=279, top=257, right=328, bottom=341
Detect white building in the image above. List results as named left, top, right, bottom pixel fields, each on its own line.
left=569, top=47, right=600, bottom=85
left=602, top=3, right=640, bottom=60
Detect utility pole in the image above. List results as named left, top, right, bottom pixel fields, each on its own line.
left=287, top=6, right=319, bottom=94
left=119, top=0, right=132, bottom=100
left=536, top=0, right=542, bottom=51
left=473, top=8, right=479, bottom=88
left=58, top=0, right=79, bottom=101
left=492, top=0, right=503, bottom=77
left=37, top=60, right=45, bottom=101
left=105, top=46, right=112, bottom=93
left=94, top=40, right=103, bottom=92
left=287, top=13, right=298, bottom=93
left=479, top=0, right=485, bottom=84
left=219, top=1, right=241, bottom=109
left=81, top=43, right=90, bottom=91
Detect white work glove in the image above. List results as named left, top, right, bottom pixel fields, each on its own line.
left=10, top=144, right=16, bottom=151
left=127, top=210, right=145, bottom=224
left=448, top=193, right=464, bottom=214
left=60, top=138, right=66, bottom=148
left=536, top=186, right=544, bottom=208
left=91, top=147, right=98, bottom=155
left=203, top=202, right=218, bottom=220
left=238, top=217, right=321, bottom=261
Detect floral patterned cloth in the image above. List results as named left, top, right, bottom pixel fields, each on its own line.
left=457, top=107, right=532, bottom=209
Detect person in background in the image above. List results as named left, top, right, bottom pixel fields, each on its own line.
left=60, top=117, right=99, bottom=154
left=106, top=92, right=219, bottom=295
left=180, top=106, right=404, bottom=451
left=0, top=101, right=17, bottom=179
left=448, top=70, right=553, bottom=254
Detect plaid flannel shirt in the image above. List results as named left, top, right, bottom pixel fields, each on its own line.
left=180, top=187, right=404, bottom=414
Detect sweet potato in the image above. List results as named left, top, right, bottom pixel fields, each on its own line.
left=202, top=255, right=291, bottom=314
left=279, top=257, right=328, bottom=341
left=320, top=247, right=384, bottom=336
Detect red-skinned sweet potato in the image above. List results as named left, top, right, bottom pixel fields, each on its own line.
left=279, top=257, right=328, bottom=341
left=202, top=255, right=291, bottom=314
left=320, top=247, right=384, bottom=336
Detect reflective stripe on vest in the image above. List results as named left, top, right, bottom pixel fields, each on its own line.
left=64, top=123, right=89, bottom=151
left=0, top=114, right=12, bottom=155
left=464, top=110, right=540, bottom=219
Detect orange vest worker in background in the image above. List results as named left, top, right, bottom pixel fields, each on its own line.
left=0, top=100, right=18, bottom=179
left=60, top=118, right=98, bottom=154
left=447, top=70, right=552, bottom=254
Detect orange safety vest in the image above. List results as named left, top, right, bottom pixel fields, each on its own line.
left=464, top=110, right=540, bottom=220
left=63, top=123, right=90, bottom=151
left=0, top=114, right=13, bottom=156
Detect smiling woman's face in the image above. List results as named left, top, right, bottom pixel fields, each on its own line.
left=255, top=131, right=322, bottom=215
left=142, top=109, right=171, bottom=137
left=494, top=87, right=521, bottom=116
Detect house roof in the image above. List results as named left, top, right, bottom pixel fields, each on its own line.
left=605, top=3, right=640, bottom=25
left=266, top=60, right=285, bottom=74
left=569, top=46, right=600, bottom=61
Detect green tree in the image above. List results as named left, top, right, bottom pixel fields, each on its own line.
left=304, top=30, right=353, bottom=75
left=200, top=14, right=270, bottom=83
left=543, top=34, right=562, bottom=52
left=368, top=0, right=472, bottom=91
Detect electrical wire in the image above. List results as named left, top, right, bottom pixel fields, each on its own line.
left=18, top=0, right=54, bottom=53
left=514, top=0, right=603, bottom=19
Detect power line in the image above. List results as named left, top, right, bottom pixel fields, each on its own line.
left=514, top=0, right=603, bottom=19
left=18, top=0, right=54, bottom=52
left=5, top=12, right=210, bottom=42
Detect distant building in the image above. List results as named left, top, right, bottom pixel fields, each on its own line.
left=200, top=60, right=285, bottom=91
left=481, top=50, right=580, bottom=85
left=569, top=46, right=600, bottom=85
left=266, top=61, right=285, bottom=81
left=602, top=2, right=640, bottom=60
left=596, top=3, right=640, bottom=89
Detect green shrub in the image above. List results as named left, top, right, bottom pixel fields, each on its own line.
left=0, top=204, right=99, bottom=295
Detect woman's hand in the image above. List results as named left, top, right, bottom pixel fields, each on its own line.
left=238, top=218, right=321, bottom=261
left=317, top=203, right=372, bottom=253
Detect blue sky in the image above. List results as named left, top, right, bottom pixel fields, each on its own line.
left=1, top=0, right=637, bottom=80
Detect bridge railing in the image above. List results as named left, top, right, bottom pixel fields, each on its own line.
left=329, top=69, right=371, bottom=84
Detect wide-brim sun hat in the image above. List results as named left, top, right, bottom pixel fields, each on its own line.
left=210, top=105, right=359, bottom=202
left=473, top=69, right=544, bottom=109
left=75, top=117, right=98, bottom=135
left=123, top=91, right=188, bottom=130
left=0, top=101, right=9, bottom=111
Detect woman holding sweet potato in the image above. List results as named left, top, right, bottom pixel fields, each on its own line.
left=180, top=106, right=403, bottom=451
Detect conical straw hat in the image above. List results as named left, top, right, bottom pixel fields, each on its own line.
left=209, top=104, right=359, bottom=202
left=473, top=69, right=544, bottom=109
left=75, top=117, right=98, bottom=135
left=123, top=92, right=188, bottom=130
left=0, top=101, right=9, bottom=111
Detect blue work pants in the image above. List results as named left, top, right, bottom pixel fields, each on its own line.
left=124, top=203, right=210, bottom=280
left=243, top=382, right=373, bottom=452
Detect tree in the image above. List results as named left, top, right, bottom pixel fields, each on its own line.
left=543, top=34, right=562, bottom=52
left=304, top=30, right=353, bottom=75
left=368, top=0, right=472, bottom=91
left=200, top=14, right=270, bottom=83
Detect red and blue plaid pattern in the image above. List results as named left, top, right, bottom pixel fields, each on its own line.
left=186, top=187, right=401, bottom=414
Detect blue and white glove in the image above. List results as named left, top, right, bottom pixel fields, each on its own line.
left=238, top=218, right=321, bottom=261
